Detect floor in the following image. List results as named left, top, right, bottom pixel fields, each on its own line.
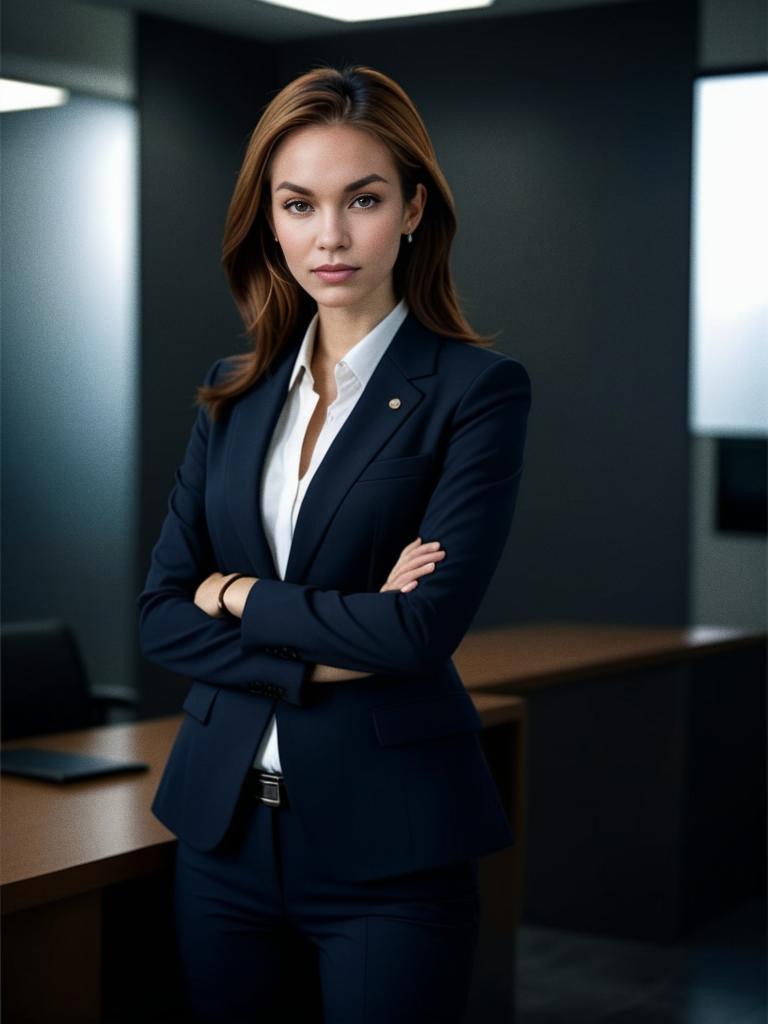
left=515, top=898, right=766, bottom=1024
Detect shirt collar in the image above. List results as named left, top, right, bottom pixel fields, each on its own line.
left=288, top=298, right=410, bottom=393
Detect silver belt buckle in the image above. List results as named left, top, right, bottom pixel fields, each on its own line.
left=258, top=771, right=282, bottom=807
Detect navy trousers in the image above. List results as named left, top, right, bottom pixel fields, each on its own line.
left=172, top=769, right=481, bottom=1023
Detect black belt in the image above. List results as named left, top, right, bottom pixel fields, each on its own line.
left=245, top=769, right=288, bottom=807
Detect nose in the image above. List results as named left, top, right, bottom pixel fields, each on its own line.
left=316, top=210, right=350, bottom=251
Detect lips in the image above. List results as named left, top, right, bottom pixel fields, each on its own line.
left=313, top=265, right=359, bottom=284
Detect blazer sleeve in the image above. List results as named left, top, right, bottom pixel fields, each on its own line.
left=240, top=355, right=532, bottom=679
left=136, top=357, right=312, bottom=706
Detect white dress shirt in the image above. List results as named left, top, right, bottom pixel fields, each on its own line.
left=251, top=297, right=410, bottom=773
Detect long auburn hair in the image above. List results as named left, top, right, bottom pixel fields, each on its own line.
left=199, top=63, right=494, bottom=422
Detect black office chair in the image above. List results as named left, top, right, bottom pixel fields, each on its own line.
left=1, top=619, right=138, bottom=741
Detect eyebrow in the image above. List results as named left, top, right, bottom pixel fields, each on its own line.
left=275, top=173, right=390, bottom=196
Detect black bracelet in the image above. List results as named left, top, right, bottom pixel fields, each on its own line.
left=217, top=573, right=246, bottom=616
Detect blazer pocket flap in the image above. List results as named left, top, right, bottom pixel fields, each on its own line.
left=181, top=680, right=220, bottom=724
left=357, top=453, right=434, bottom=482
left=372, top=692, right=483, bottom=747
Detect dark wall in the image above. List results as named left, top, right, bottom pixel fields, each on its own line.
left=279, top=0, right=696, bottom=627
left=137, top=1, right=696, bottom=714
left=138, top=16, right=279, bottom=712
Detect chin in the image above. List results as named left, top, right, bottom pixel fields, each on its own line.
left=307, top=285, right=365, bottom=307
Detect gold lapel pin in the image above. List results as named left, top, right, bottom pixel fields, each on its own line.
left=388, top=398, right=402, bottom=410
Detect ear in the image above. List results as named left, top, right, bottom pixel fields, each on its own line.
left=403, top=182, right=427, bottom=234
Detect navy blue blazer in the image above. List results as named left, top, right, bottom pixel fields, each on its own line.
left=137, top=310, right=532, bottom=881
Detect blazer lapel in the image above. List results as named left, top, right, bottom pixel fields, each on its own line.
left=224, top=332, right=298, bottom=581
left=225, top=310, right=439, bottom=584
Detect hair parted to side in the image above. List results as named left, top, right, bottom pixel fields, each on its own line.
left=198, top=63, right=494, bottom=421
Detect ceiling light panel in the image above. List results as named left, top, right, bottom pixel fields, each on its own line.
left=0, top=79, right=69, bottom=113
left=255, top=0, right=493, bottom=23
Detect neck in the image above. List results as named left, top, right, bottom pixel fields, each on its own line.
left=314, top=291, right=399, bottom=368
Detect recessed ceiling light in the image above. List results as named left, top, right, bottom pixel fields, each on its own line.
left=255, top=0, right=493, bottom=23
left=0, top=78, right=69, bottom=113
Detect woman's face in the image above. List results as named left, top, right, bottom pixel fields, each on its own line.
left=269, top=122, right=425, bottom=319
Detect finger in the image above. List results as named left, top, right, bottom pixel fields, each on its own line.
left=384, top=544, right=444, bottom=586
left=401, top=537, right=441, bottom=558
left=389, top=549, right=445, bottom=579
left=392, top=543, right=444, bottom=569
left=407, top=547, right=445, bottom=567
left=389, top=560, right=439, bottom=589
left=379, top=577, right=419, bottom=593
left=401, top=537, right=424, bottom=558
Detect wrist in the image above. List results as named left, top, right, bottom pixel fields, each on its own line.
left=222, top=575, right=258, bottom=618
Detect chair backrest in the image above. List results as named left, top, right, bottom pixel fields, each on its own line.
left=1, top=619, right=95, bottom=741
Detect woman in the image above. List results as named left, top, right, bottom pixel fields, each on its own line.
left=137, top=64, right=532, bottom=1023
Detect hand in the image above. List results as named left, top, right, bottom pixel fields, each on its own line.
left=193, top=574, right=363, bottom=684
left=312, top=539, right=446, bottom=684
left=379, top=536, right=446, bottom=594
left=194, top=572, right=257, bottom=619
left=194, top=572, right=228, bottom=618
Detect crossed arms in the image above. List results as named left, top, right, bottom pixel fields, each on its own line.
left=136, top=355, right=531, bottom=706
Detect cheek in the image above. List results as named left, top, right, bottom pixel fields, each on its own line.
left=362, top=215, right=404, bottom=261
left=278, top=223, right=308, bottom=265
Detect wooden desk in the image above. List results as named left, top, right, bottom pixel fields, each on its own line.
left=2, top=717, right=182, bottom=1023
left=455, top=623, right=763, bottom=689
left=2, top=694, right=526, bottom=1024
left=455, top=623, right=767, bottom=940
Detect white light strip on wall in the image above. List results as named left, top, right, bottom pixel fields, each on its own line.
left=690, top=72, right=768, bottom=436
left=255, top=0, right=493, bottom=22
left=0, top=78, right=70, bottom=113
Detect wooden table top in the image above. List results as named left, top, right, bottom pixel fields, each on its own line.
left=4, top=621, right=761, bottom=912
left=1, top=693, right=524, bottom=913
left=455, top=623, right=766, bottom=693
left=2, top=716, right=179, bottom=913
